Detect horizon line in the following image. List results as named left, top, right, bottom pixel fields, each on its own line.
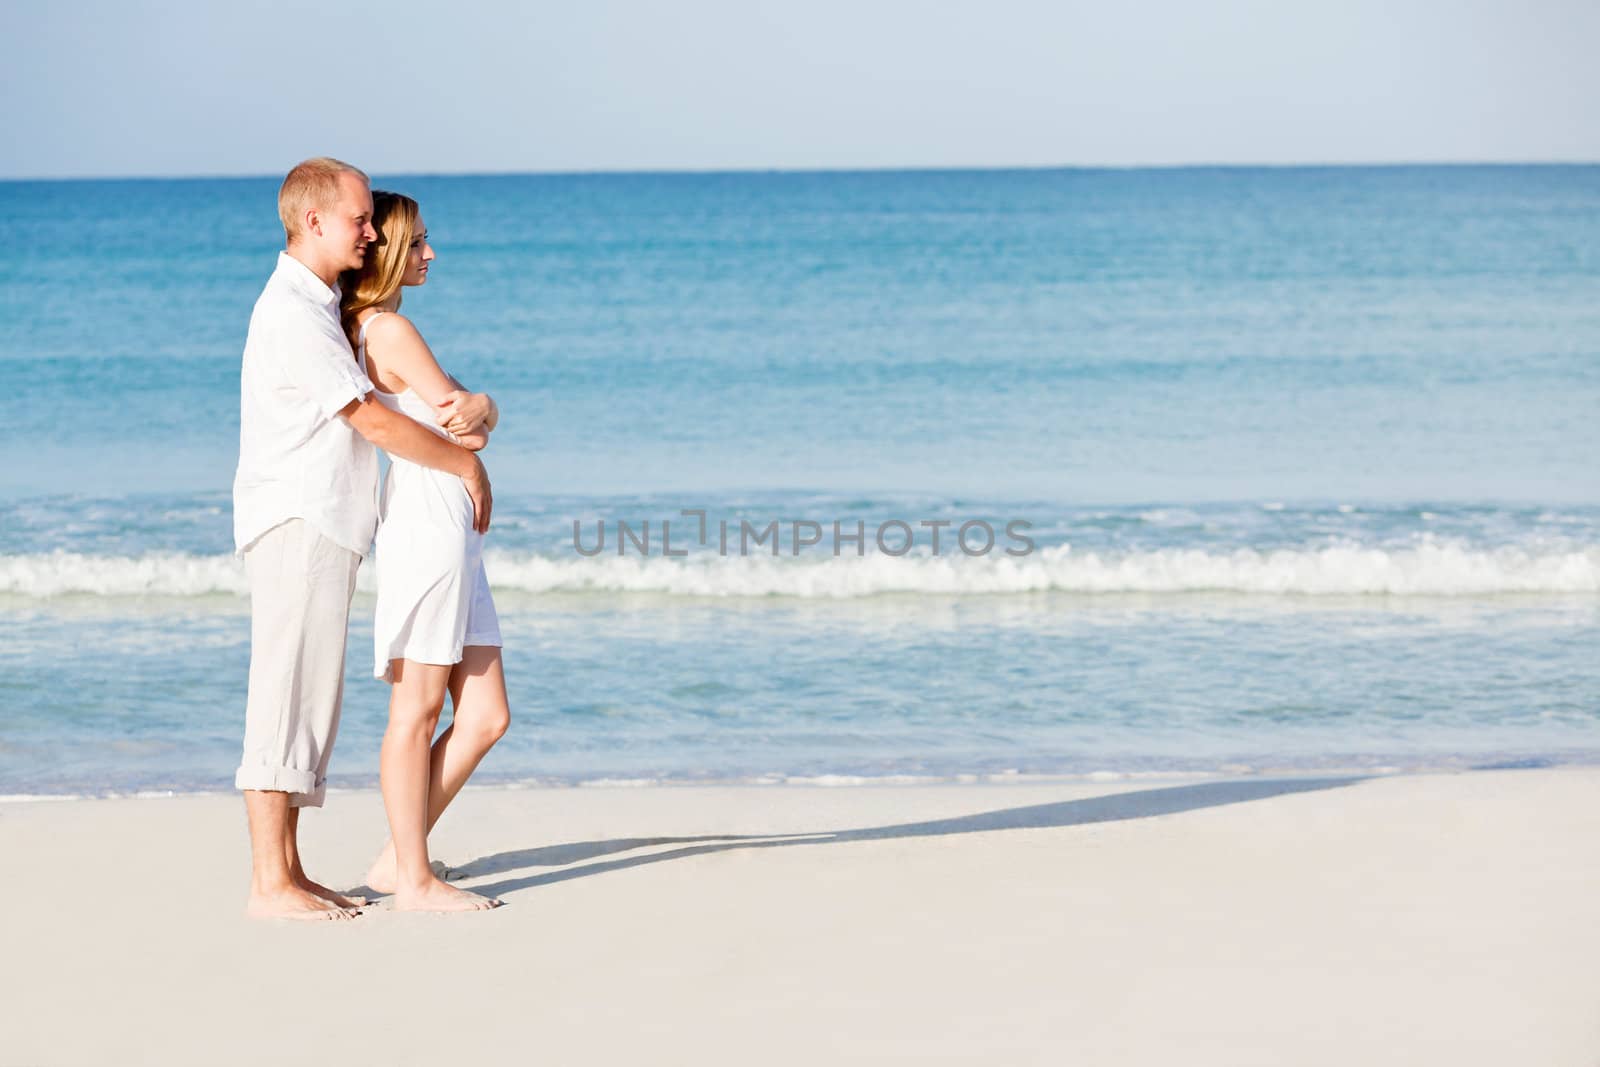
left=3, top=157, right=1599, bottom=184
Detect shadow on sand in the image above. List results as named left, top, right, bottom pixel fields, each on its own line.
left=454, top=775, right=1368, bottom=901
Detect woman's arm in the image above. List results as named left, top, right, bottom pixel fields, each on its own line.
left=437, top=377, right=498, bottom=436
left=445, top=374, right=490, bottom=450
left=363, top=314, right=491, bottom=443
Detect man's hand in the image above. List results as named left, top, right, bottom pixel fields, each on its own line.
left=463, top=454, right=492, bottom=534
left=437, top=390, right=495, bottom=437
left=343, top=395, right=491, bottom=532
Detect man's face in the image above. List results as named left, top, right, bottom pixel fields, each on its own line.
left=314, top=173, right=377, bottom=273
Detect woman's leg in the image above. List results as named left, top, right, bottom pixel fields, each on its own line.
left=381, top=657, right=497, bottom=912
left=428, top=645, right=512, bottom=824
left=366, top=646, right=510, bottom=894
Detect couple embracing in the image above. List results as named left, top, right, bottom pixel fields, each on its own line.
left=233, top=157, right=508, bottom=918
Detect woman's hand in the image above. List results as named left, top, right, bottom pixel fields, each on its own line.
left=436, top=390, right=494, bottom=436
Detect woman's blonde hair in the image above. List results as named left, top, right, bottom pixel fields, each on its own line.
left=339, top=190, right=421, bottom=344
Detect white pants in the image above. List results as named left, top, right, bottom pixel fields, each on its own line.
left=234, top=519, right=361, bottom=808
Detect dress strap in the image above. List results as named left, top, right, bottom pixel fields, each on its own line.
left=357, top=310, right=390, bottom=346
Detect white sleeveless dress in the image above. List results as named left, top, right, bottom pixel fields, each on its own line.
left=359, top=313, right=502, bottom=682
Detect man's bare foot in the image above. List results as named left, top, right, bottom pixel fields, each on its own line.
left=393, top=876, right=500, bottom=913
left=246, top=884, right=358, bottom=921
left=296, top=875, right=368, bottom=909
left=364, top=845, right=450, bottom=896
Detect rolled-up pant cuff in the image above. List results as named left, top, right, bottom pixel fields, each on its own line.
left=235, top=764, right=325, bottom=807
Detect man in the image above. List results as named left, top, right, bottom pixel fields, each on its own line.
left=233, top=157, right=492, bottom=920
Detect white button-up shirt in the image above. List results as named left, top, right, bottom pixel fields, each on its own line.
left=232, top=252, right=379, bottom=557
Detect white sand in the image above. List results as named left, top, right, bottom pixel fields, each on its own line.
left=1, top=769, right=1596, bottom=1065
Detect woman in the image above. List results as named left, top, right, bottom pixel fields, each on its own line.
left=340, top=191, right=508, bottom=913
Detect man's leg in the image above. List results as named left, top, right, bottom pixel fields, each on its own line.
left=283, top=649, right=366, bottom=907
left=244, top=789, right=351, bottom=920
left=279, top=525, right=364, bottom=903
left=285, top=807, right=367, bottom=908
left=236, top=520, right=363, bottom=918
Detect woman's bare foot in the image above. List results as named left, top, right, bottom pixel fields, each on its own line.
left=246, top=884, right=357, bottom=921
left=364, top=844, right=449, bottom=896
left=363, top=842, right=399, bottom=894
left=297, top=875, right=368, bottom=909
left=393, top=876, right=500, bottom=913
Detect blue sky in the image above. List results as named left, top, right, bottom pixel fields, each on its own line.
left=2, top=0, right=1596, bottom=178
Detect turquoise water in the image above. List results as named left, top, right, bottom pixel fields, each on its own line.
left=1, top=166, right=1597, bottom=794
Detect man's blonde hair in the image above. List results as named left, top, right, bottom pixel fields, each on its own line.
left=278, top=157, right=368, bottom=240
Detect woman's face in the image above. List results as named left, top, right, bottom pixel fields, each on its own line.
left=401, top=216, right=435, bottom=286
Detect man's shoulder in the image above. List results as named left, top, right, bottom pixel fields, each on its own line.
left=255, top=266, right=323, bottom=312
left=249, top=269, right=300, bottom=318
left=248, top=280, right=343, bottom=343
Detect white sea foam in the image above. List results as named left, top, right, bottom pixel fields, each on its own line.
left=478, top=541, right=1600, bottom=597
left=2, top=540, right=1598, bottom=599
left=0, top=550, right=251, bottom=598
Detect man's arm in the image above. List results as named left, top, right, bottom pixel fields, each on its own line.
left=340, top=395, right=492, bottom=533
left=454, top=425, right=490, bottom=452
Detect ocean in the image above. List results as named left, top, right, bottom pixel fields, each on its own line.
left=1, top=165, right=1596, bottom=796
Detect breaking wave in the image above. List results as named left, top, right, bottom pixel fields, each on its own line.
left=3, top=540, right=1598, bottom=599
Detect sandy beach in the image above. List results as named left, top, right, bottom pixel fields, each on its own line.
left=1, top=768, right=1595, bottom=1065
